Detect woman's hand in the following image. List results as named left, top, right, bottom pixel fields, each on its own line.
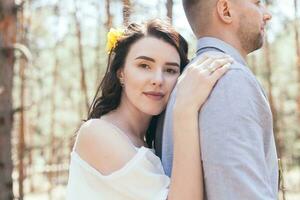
left=175, top=53, right=233, bottom=112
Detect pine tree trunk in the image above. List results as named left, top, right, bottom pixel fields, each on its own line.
left=94, top=2, right=103, bottom=88
left=166, top=0, right=173, bottom=23
left=17, top=5, right=27, bottom=199
left=294, top=0, right=300, bottom=127
left=293, top=2, right=300, bottom=197
left=0, top=0, right=17, bottom=199
left=264, top=35, right=281, bottom=154
left=73, top=0, right=89, bottom=113
left=122, top=0, right=130, bottom=26
left=48, top=44, right=59, bottom=199
left=278, top=91, right=287, bottom=200
left=18, top=54, right=26, bottom=200
left=105, top=0, right=112, bottom=30
left=264, top=38, right=287, bottom=199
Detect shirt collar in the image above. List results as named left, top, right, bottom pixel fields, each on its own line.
left=196, top=37, right=247, bottom=66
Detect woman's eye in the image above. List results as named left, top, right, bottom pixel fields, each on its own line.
left=138, top=63, right=150, bottom=69
left=166, top=68, right=179, bottom=74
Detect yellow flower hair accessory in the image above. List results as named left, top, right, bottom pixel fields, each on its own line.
left=106, top=28, right=124, bottom=53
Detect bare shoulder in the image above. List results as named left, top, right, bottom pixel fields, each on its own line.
left=74, top=119, right=137, bottom=175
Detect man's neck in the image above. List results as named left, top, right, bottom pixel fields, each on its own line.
left=196, top=36, right=248, bottom=67
left=197, top=33, right=248, bottom=59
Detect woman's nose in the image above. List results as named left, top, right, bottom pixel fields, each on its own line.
left=151, top=71, right=164, bottom=86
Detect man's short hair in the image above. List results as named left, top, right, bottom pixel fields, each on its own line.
left=182, top=0, right=217, bottom=36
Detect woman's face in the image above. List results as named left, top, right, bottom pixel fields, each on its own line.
left=118, top=36, right=181, bottom=116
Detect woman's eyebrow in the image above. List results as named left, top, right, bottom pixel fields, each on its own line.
left=135, top=56, right=179, bottom=68
left=135, top=56, right=155, bottom=62
left=165, top=62, right=180, bottom=68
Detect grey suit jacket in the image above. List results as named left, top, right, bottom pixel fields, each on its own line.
left=156, top=37, right=278, bottom=199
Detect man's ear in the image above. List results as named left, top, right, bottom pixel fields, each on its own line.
left=216, top=0, right=233, bottom=24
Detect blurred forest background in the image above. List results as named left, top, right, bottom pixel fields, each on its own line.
left=0, top=0, right=300, bottom=199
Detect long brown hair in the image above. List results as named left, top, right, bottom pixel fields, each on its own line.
left=87, top=19, right=189, bottom=148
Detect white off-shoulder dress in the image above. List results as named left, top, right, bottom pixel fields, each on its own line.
left=66, top=130, right=170, bottom=200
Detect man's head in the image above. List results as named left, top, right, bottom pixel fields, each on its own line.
left=182, top=0, right=272, bottom=56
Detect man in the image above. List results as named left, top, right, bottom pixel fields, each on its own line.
left=156, top=0, right=278, bottom=199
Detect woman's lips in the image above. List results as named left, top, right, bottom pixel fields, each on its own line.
left=143, top=91, right=165, bottom=100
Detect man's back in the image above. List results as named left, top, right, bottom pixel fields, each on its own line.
left=158, top=37, right=278, bottom=199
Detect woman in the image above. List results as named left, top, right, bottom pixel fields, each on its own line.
left=66, top=19, right=232, bottom=200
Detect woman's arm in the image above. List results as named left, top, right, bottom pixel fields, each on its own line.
left=169, top=106, right=203, bottom=200
left=167, top=54, right=233, bottom=200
